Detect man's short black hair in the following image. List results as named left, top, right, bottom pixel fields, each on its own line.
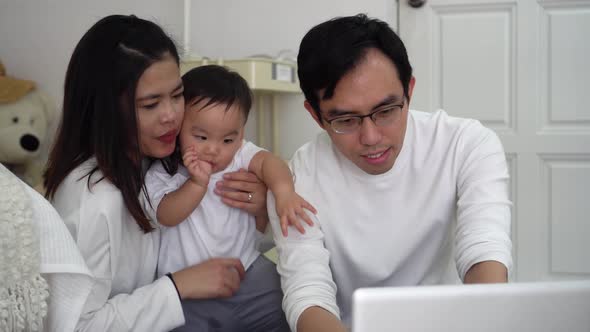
left=298, top=14, right=413, bottom=118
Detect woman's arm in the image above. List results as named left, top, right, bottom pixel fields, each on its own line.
left=77, top=275, right=184, bottom=331
left=71, top=211, right=185, bottom=331
left=70, top=189, right=245, bottom=331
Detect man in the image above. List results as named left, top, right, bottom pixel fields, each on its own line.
left=267, top=14, right=513, bottom=332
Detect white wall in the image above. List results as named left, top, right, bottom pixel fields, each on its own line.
left=188, top=0, right=397, bottom=159
left=0, top=0, right=184, bottom=109
left=0, top=0, right=397, bottom=160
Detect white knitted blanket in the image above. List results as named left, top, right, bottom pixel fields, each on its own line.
left=0, top=164, right=49, bottom=332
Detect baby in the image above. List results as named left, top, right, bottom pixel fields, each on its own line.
left=144, top=65, right=315, bottom=331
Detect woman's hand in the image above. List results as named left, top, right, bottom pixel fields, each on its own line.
left=214, top=168, right=268, bottom=218
left=171, top=258, right=245, bottom=299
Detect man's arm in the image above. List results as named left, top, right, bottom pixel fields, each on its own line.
left=297, top=307, right=346, bottom=332
left=455, top=123, right=513, bottom=282
left=267, top=192, right=341, bottom=332
left=464, top=260, right=507, bottom=283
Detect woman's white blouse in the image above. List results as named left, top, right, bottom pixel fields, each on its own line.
left=51, top=158, right=184, bottom=331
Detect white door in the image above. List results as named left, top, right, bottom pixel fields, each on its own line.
left=399, top=0, right=590, bottom=281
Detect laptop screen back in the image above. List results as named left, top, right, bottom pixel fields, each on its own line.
left=352, top=281, right=590, bottom=332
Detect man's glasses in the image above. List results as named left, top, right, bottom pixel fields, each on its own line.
left=324, top=102, right=405, bottom=134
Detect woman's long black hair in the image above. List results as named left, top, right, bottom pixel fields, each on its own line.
left=44, top=15, right=180, bottom=232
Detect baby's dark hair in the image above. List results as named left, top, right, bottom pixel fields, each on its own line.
left=161, top=65, right=252, bottom=175
left=182, top=65, right=252, bottom=121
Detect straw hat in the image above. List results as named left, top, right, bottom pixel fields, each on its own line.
left=0, top=61, right=36, bottom=104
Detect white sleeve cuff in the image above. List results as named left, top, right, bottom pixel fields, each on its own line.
left=155, top=276, right=186, bottom=329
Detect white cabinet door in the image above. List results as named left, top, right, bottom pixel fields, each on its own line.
left=399, top=0, right=590, bottom=281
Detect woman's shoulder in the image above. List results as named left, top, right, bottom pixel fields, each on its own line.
left=53, top=158, right=124, bottom=216
left=50, top=158, right=126, bottom=242
left=66, top=160, right=117, bottom=195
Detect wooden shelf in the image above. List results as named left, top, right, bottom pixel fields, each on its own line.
left=180, top=57, right=300, bottom=93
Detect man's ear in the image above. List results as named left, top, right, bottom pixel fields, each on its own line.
left=304, top=100, right=324, bottom=129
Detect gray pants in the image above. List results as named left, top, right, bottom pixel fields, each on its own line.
left=172, top=255, right=290, bottom=332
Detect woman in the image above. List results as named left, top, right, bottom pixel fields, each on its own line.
left=44, top=15, right=269, bottom=331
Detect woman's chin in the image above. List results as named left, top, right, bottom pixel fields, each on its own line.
left=159, top=145, right=176, bottom=158
left=142, top=144, right=176, bottom=159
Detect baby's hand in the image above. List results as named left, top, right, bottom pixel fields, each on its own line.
left=183, top=146, right=212, bottom=188
left=275, top=192, right=317, bottom=236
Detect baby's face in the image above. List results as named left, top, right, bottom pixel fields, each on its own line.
left=179, top=100, right=245, bottom=174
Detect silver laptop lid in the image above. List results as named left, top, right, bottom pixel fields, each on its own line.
left=353, top=280, right=590, bottom=332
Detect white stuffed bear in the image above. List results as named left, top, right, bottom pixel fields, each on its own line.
left=0, top=61, right=55, bottom=188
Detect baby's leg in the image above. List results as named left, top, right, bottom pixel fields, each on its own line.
left=233, top=255, right=290, bottom=332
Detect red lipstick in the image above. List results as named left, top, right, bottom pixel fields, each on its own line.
left=158, top=130, right=177, bottom=144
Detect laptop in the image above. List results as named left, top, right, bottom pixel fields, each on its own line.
left=352, top=280, right=590, bottom=332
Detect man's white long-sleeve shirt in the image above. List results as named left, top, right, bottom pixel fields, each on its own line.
left=268, top=110, right=513, bottom=330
